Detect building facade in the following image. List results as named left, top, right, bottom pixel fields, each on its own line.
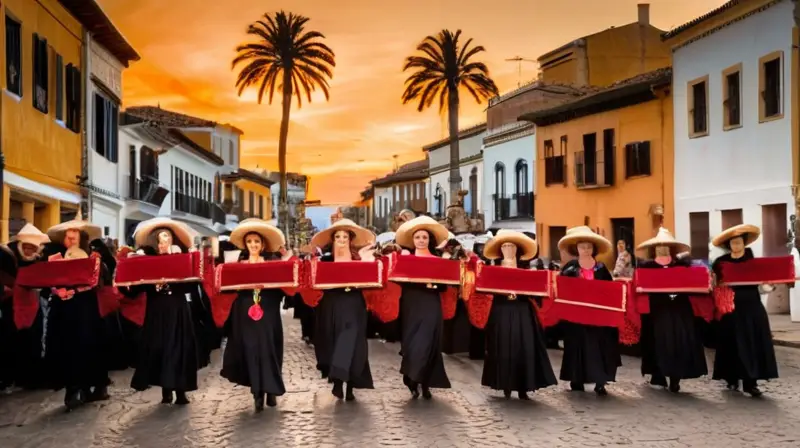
left=665, top=0, right=795, bottom=262
left=370, top=159, right=428, bottom=233
left=219, top=168, right=273, bottom=228
left=522, top=68, right=674, bottom=266
left=426, top=124, right=485, bottom=220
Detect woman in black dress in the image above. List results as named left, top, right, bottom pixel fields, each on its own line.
left=310, top=219, right=376, bottom=401
left=221, top=219, right=288, bottom=411
left=557, top=226, right=621, bottom=396
left=711, top=224, right=778, bottom=397
left=480, top=230, right=557, bottom=399
left=124, top=217, right=210, bottom=406
left=636, top=228, right=707, bottom=393
left=394, top=216, right=453, bottom=399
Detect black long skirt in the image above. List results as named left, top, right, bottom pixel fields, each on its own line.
left=559, top=322, right=621, bottom=384
left=221, top=290, right=285, bottom=396
left=313, top=289, right=373, bottom=388
left=641, top=295, right=707, bottom=380
left=713, top=287, right=778, bottom=382
left=47, top=290, right=109, bottom=391
left=1, top=300, right=49, bottom=389
left=296, top=295, right=316, bottom=341
left=482, top=297, right=557, bottom=392
left=399, top=285, right=450, bottom=389
left=131, top=285, right=202, bottom=392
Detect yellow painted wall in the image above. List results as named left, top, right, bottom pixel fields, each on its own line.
left=540, top=24, right=670, bottom=87
left=237, top=179, right=272, bottom=220
left=181, top=130, right=212, bottom=152
left=1, top=0, right=83, bottom=192
left=535, top=91, right=674, bottom=266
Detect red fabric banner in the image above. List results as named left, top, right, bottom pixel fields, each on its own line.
left=475, top=265, right=550, bottom=297
left=440, top=286, right=458, bottom=320
left=549, top=276, right=626, bottom=328
left=634, top=266, right=712, bottom=294
left=216, top=260, right=300, bottom=291
left=717, top=256, right=796, bottom=286
left=388, top=253, right=462, bottom=285
left=466, top=293, right=493, bottom=329
left=311, top=259, right=383, bottom=289
left=114, top=252, right=202, bottom=286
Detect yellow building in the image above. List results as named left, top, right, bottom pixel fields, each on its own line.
left=537, top=4, right=670, bottom=88
left=220, top=169, right=274, bottom=221
left=0, top=0, right=137, bottom=242
left=520, top=68, right=673, bottom=266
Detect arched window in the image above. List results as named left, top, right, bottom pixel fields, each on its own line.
left=434, top=183, right=443, bottom=217
left=515, top=159, right=528, bottom=197
left=469, top=167, right=478, bottom=217
left=494, top=163, right=506, bottom=198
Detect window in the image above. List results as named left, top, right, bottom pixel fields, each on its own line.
left=624, top=141, right=651, bottom=178
left=5, top=14, right=22, bottom=96
left=688, top=76, right=709, bottom=137
left=575, top=133, right=598, bottom=187
left=544, top=137, right=566, bottom=186
left=721, top=208, right=743, bottom=231
left=762, top=204, right=788, bottom=256
left=515, top=159, right=528, bottom=196
left=689, top=212, right=710, bottom=260
left=602, top=129, right=616, bottom=186
left=549, top=226, right=567, bottom=261
left=32, top=33, right=48, bottom=113
left=494, top=162, right=506, bottom=198
left=228, top=140, right=235, bottom=165
left=65, top=64, right=81, bottom=133
left=93, top=92, right=119, bottom=162
left=759, top=51, right=783, bottom=121
left=54, top=53, right=63, bottom=121
left=722, top=64, right=742, bottom=129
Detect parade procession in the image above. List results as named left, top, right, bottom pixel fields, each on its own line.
left=0, top=214, right=788, bottom=413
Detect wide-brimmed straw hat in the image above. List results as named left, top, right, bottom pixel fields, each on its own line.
left=230, top=218, right=285, bottom=252
left=310, top=218, right=375, bottom=249
left=483, top=229, right=538, bottom=260
left=636, top=227, right=690, bottom=256
left=133, top=217, right=196, bottom=249
left=395, top=216, right=450, bottom=248
left=711, top=223, right=760, bottom=248
left=557, top=225, right=612, bottom=255
left=47, top=219, right=103, bottom=244
left=13, top=224, right=50, bottom=247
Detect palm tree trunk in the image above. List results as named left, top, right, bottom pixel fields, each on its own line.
left=278, top=70, right=292, bottom=240
left=447, top=89, right=461, bottom=207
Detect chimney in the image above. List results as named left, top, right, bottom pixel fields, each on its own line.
left=638, top=3, right=650, bottom=26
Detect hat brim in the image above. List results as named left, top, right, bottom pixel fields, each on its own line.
left=395, top=221, right=449, bottom=249
left=230, top=222, right=285, bottom=252
left=637, top=241, right=690, bottom=258
left=310, top=222, right=375, bottom=249
left=47, top=220, right=103, bottom=244
left=134, top=219, right=196, bottom=249
left=558, top=233, right=612, bottom=255
left=483, top=234, right=538, bottom=260
left=711, top=224, right=761, bottom=248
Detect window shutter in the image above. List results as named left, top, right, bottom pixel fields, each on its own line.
left=55, top=54, right=63, bottom=120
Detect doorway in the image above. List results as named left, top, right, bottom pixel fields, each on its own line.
left=611, top=218, right=635, bottom=260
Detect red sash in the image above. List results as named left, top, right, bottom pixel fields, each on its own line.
left=216, top=260, right=300, bottom=291
left=13, top=257, right=101, bottom=329
left=114, top=252, right=202, bottom=286
left=549, top=276, right=626, bottom=328
left=717, top=256, right=795, bottom=285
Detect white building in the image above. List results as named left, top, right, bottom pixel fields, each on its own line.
left=426, top=124, right=486, bottom=219
left=80, top=12, right=140, bottom=240
left=369, top=159, right=429, bottom=233
left=666, top=0, right=797, bottom=317
left=667, top=0, right=795, bottom=259
left=118, top=120, right=226, bottom=245
left=260, top=171, right=309, bottom=220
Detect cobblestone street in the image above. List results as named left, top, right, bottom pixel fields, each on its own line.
left=2, top=313, right=800, bottom=447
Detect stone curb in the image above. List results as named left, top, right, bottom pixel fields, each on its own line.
left=773, top=337, right=800, bottom=349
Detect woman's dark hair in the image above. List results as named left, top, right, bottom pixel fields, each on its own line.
left=322, top=229, right=360, bottom=260
left=534, top=259, right=545, bottom=270
left=401, top=229, right=441, bottom=256
left=237, top=231, right=281, bottom=261
left=723, top=234, right=748, bottom=251
left=145, top=227, right=188, bottom=254
left=89, top=238, right=117, bottom=276
left=566, top=241, right=599, bottom=258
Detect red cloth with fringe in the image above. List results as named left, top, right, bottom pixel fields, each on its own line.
left=310, top=259, right=383, bottom=289
left=467, top=263, right=551, bottom=329
left=114, top=252, right=202, bottom=286
left=717, top=256, right=795, bottom=286
left=217, top=260, right=300, bottom=291
left=387, top=253, right=462, bottom=285
left=630, top=265, right=715, bottom=323
left=13, top=256, right=102, bottom=329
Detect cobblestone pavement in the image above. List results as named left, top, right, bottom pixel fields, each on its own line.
left=2, top=313, right=800, bottom=448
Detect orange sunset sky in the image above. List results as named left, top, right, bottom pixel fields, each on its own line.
left=99, top=0, right=724, bottom=204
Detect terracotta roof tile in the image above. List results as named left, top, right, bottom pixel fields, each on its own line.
left=124, top=106, right=217, bottom=128
left=662, top=0, right=742, bottom=40
left=371, top=159, right=429, bottom=186
left=129, top=123, right=224, bottom=166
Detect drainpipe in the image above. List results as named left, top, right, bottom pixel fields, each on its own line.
left=80, top=31, right=91, bottom=220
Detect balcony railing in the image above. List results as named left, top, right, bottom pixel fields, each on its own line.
left=493, top=192, right=533, bottom=221
left=128, top=176, right=168, bottom=207
left=174, top=193, right=226, bottom=223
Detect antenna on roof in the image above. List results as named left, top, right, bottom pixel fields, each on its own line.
left=392, top=154, right=399, bottom=172
left=505, top=56, right=537, bottom=88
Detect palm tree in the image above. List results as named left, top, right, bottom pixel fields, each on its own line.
left=232, top=11, right=335, bottom=236
left=402, top=29, right=499, bottom=206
